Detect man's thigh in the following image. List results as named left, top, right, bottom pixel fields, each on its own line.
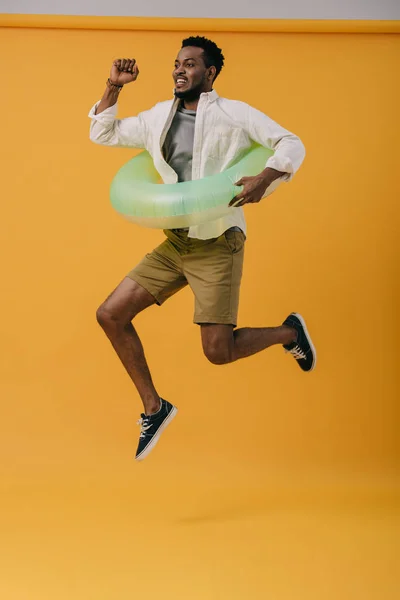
left=127, top=238, right=188, bottom=305
left=184, top=230, right=245, bottom=326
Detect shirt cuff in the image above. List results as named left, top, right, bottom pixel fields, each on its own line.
left=88, top=101, right=118, bottom=121
left=265, top=156, right=293, bottom=182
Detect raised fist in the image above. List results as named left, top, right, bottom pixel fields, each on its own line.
left=110, top=58, right=139, bottom=86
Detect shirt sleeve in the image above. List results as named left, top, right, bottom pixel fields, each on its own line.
left=88, top=101, right=147, bottom=148
left=243, top=103, right=306, bottom=181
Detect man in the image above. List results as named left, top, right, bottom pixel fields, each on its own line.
left=89, top=36, right=316, bottom=461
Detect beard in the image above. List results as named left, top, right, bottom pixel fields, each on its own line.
left=174, top=79, right=206, bottom=101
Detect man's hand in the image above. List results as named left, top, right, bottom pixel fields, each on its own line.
left=110, top=58, right=139, bottom=86
left=229, top=167, right=284, bottom=208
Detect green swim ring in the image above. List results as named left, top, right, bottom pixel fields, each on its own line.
left=110, top=145, right=280, bottom=229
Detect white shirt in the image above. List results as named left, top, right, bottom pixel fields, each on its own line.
left=88, top=89, right=305, bottom=239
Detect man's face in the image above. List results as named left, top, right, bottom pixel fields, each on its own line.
left=173, top=46, right=212, bottom=100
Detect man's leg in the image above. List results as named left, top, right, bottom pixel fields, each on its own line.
left=96, top=277, right=161, bottom=415
left=97, top=233, right=191, bottom=460
left=201, top=323, right=297, bottom=365
left=186, top=230, right=315, bottom=371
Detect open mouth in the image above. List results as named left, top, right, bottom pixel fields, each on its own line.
left=175, top=78, right=188, bottom=87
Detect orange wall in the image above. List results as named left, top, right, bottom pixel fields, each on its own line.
left=1, top=26, right=398, bottom=476
left=0, top=26, right=399, bottom=599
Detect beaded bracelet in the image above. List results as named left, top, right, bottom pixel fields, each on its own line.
left=107, top=78, right=123, bottom=90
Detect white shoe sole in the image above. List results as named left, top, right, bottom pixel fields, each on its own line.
left=291, top=312, right=317, bottom=371
left=135, top=406, right=178, bottom=461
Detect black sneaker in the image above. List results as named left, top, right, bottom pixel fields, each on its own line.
left=282, top=313, right=317, bottom=372
left=135, top=399, right=177, bottom=461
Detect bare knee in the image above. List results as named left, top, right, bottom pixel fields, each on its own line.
left=96, top=278, right=155, bottom=334
left=203, top=338, right=233, bottom=365
left=96, top=303, right=128, bottom=333
left=201, top=325, right=235, bottom=365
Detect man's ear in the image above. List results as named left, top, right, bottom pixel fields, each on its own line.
left=208, top=66, right=217, bottom=81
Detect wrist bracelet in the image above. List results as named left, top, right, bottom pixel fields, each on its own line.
left=107, top=78, right=123, bottom=90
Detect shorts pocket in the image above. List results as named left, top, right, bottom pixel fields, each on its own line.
left=223, top=230, right=245, bottom=254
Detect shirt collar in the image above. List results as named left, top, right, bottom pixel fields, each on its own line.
left=203, top=89, right=219, bottom=102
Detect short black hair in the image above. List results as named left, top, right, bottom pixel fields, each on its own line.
left=181, top=36, right=225, bottom=81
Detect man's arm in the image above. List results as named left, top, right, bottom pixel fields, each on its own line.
left=89, top=57, right=147, bottom=148
left=230, top=102, right=305, bottom=207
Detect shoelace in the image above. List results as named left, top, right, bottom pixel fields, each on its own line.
left=286, top=344, right=307, bottom=360
left=137, top=417, right=153, bottom=439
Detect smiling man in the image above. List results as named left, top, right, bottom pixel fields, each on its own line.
left=89, top=36, right=316, bottom=461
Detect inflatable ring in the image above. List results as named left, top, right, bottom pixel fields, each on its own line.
left=110, top=145, right=281, bottom=229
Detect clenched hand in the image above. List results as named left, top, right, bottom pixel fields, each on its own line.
left=110, top=58, right=139, bottom=86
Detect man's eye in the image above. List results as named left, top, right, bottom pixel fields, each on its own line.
left=187, top=63, right=194, bottom=67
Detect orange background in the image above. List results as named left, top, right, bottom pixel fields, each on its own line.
left=0, top=24, right=399, bottom=599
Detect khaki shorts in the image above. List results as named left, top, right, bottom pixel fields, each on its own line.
left=127, top=229, right=245, bottom=326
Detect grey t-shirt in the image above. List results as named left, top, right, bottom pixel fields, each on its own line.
left=162, top=103, right=243, bottom=235
left=163, top=105, right=196, bottom=182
